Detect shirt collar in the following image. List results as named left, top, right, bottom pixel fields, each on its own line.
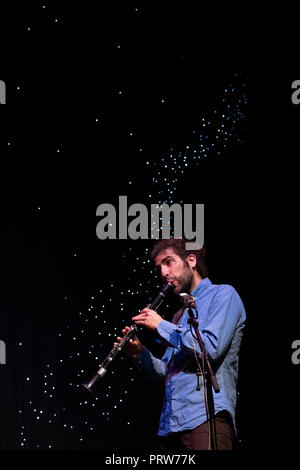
left=190, top=277, right=211, bottom=298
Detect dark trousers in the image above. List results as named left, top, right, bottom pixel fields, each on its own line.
left=157, top=411, right=234, bottom=451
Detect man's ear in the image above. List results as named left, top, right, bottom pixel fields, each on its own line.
left=186, top=253, right=197, bottom=269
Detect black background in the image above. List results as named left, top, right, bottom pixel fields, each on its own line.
left=1, top=1, right=299, bottom=459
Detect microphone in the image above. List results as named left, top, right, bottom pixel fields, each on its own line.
left=178, top=293, right=197, bottom=309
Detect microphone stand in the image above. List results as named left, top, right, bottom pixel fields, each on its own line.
left=186, top=300, right=220, bottom=451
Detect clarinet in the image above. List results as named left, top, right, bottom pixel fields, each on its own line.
left=82, top=282, right=173, bottom=392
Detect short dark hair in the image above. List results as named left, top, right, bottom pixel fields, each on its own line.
left=150, top=238, right=208, bottom=278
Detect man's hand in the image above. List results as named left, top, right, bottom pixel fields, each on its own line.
left=115, top=326, right=143, bottom=358
left=132, top=308, right=163, bottom=331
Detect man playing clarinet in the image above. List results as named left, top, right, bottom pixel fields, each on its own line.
left=117, top=238, right=246, bottom=450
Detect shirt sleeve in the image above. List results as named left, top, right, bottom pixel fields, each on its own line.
left=156, top=286, right=245, bottom=362
left=132, top=346, right=168, bottom=384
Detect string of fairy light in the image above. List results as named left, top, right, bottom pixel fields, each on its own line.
left=146, top=78, right=247, bottom=205
left=11, top=5, right=250, bottom=449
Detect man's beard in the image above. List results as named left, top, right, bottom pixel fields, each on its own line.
left=172, top=264, right=193, bottom=294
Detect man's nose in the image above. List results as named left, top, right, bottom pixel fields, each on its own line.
left=160, top=266, right=169, bottom=281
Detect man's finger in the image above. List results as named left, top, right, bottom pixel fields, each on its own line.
left=132, top=314, right=147, bottom=321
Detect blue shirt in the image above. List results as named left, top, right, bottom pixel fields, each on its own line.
left=133, top=277, right=246, bottom=436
